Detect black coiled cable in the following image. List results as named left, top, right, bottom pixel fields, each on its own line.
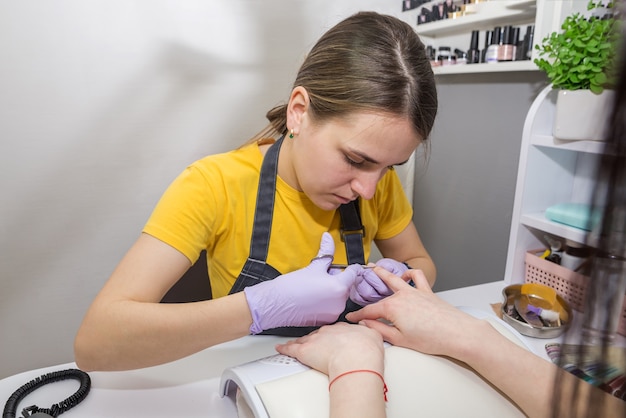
left=3, top=369, right=90, bottom=418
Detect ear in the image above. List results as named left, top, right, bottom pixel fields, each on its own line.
left=286, top=86, right=310, bottom=135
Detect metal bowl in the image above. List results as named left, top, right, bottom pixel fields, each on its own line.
left=501, top=284, right=573, bottom=338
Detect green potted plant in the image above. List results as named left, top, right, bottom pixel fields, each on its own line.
left=534, top=0, right=619, bottom=141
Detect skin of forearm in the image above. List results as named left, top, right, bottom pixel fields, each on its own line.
left=329, top=374, right=386, bottom=418
left=452, top=320, right=555, bottom=418
left=74, top=292, right=253, bottom=371
left=327, top=346, right=386, bottom=418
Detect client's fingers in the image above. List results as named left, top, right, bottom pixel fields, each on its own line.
left=404, top=269, right=432, bottom=292
left=345, top=296, right=387, bottom=323
left=359, top=319, right=402, bottom=345
left=373, top=266, right=414, bottom=292
left=275, top=341, right=297, bottom=357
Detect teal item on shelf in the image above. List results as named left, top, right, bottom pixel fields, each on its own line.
left=545, top=203, right=601, bottom=231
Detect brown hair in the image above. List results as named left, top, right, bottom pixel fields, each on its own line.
left=249, top=11, right=437, bottom=146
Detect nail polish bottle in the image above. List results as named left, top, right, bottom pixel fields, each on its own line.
left=481, top=30, right=493, bottom=63
left=485, top=26, right=501, bottom=64
left=438, top=46, right=452, bottom=59
left=446, top=0, right=454, bottom=14
left=418, top=7, right=432, bottom=25
left=517, top=29, right=526, bottom=61
left=524, top=25, right=534, bottom=60
left=427, top=45, right=439, bottom=67
left=455, top=49, right=468, bottom=65
left=511, top=27, right=520, bottom=61
left=431, top=4, right=440, bottom=21
left=467, top=30, right=480, bottom=64
left=497, top=26, right=515, bottom=62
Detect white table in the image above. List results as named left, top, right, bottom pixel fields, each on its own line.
left=0, top=280, right=564, bottom=417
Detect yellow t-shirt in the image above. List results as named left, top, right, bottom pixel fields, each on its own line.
left=143, top=141, right=413, bottom=298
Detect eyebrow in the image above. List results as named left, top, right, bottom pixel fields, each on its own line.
left=348, top=148, right=410, bottom=166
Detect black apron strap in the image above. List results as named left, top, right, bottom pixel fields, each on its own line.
left=229, top=136, right=283, bottom=295
left=339, top=200, right=365, bottom=265
left=228, top=136, right=318, bottom=337
left=248, top=136, right=281, bottom=262
left=336, top=199, right=367, bottom=321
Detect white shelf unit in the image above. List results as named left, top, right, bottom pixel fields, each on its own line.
left=415, top=0, right=536, bottom=37
left=403, top=0, right=587, bottom=75
left=504, top=85, right=605, bottom=284
left=432, top=60, right=536, bottom=74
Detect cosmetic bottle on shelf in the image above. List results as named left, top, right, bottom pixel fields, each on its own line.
left=455, top=49, right=468, bottom=64
left=497, top=26, right=515, bottom=62
left=523, top=25, right=534, bottom=60
left=439, top=54, right=456, bottom=66
left=561, top=240, right=592, bottom=272
left=511, top=27, right=520, bottom=61
left=431, top=3, right=440, bottom=21
left=438, top=46, right=452, bottom=59
left=467, top=30, right=480, bottom=64
left=481, top=30, right=493, bottom=63
left=485, top=26, right=501, bottom=64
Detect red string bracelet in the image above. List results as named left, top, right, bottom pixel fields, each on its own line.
left=328, top=369, right=388, bottom=402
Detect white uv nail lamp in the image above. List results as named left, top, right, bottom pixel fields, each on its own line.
left=219, top=306, right=538, bottom=418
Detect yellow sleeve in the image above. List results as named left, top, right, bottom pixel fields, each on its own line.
left=143, top=163, right=217, bottom=265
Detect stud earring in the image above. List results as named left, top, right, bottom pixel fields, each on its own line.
left=289, top=129, right=294, bottom=139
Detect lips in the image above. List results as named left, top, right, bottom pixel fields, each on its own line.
left=335, top=194, right=355, bottom=204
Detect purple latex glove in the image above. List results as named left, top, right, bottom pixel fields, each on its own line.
left=244, top=232, right=361, bottom=334
left=349, top=258, right=409, bottom=306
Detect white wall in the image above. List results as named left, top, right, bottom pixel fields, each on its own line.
left=0, top=0, right=409, bottom=378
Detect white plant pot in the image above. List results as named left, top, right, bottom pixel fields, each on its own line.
left=553, top=89, right=615, bottom=141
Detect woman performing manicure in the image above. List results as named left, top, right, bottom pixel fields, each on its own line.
left=74, top=11, right=437, bottom=372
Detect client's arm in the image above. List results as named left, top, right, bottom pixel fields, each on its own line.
left=276, top=323, right=386, bottom=418
left=347, top=268, right=626, bottom=418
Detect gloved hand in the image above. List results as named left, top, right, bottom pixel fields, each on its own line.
left=349, top=258, right=409, bottom=306
left=244, top=232, right=361, bottom=334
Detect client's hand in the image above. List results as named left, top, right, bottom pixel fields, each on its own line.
left=346, top=268, right=483, bottom=359
left=277, top=323, right=387, bottom=418
left=275, top=322, right=384, bottom=377
left=244, top=232, right=361, bottom=334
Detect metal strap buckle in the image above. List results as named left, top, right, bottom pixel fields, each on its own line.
left=340, top=227, right=365, bottom=242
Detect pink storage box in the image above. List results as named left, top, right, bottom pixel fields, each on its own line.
left=524, top=249, right=626, bottom=336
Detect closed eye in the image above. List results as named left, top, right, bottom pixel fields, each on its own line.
left=344, top=154, right=365, bottom=167
left=345, top=146, right=409, bottom=171
left=345, top=154, right=405, bottom=171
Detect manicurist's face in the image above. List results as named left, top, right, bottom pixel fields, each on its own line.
left=289, top=111, right=421, bottom=211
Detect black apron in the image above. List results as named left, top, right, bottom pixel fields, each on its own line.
left=228, top=135, right=364, bottom=336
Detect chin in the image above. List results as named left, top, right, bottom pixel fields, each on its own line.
left=312, top=197, right=341, bottom=211
left=319, top=202, right=341, bottom=211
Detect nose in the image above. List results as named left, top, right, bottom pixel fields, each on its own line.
left=351, top=170, right=384, bottom=200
